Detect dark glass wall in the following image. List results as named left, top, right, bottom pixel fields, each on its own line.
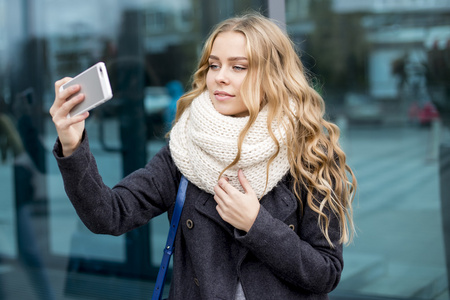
left=0, top=1, right=267, bottom=299
left=0, top=0, right=449, bottom=299
left=285, top=0, right=450, bottom=299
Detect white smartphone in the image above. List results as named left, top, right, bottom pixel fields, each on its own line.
left=60, top=62, right=113, bottom=117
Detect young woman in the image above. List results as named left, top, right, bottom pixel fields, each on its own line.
left=50, top=12, right=356, bottom=300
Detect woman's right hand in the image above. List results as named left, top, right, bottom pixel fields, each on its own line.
left=50, top=78, right=89, bottom=157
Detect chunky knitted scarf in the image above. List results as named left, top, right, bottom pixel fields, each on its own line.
left=169, top=91, right=290, bottom=199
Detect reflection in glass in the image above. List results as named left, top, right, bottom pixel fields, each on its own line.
left=286, top=0, right=449, bottom=298
left=0, top=0, right=449, bottom=299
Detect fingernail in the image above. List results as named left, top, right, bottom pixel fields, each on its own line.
left=219, top=178, right=227, bottom=187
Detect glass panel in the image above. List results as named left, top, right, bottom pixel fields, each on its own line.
left=0, top=0, right=267, bottom=299
left=0, top=145, right=16, bottom=259
left=47, top=119, right=125, bottom=262
left=285, top=0, right=450, bottom=299
left=5, top=0, right=448, bottom=298
left=0, top=0, right=15, bottom=260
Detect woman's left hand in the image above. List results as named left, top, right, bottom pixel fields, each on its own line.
left=214, top=169, right=260, bottom=232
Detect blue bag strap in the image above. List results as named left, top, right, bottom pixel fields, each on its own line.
left=151, top=175, right=188, bottom=300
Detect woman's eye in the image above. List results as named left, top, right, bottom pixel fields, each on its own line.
left=209, top=64, right=219, bottom=70
left=233, top=66, right=247, bottom=71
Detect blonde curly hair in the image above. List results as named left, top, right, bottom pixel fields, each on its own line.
left=173, top=12, right=356, bottom=247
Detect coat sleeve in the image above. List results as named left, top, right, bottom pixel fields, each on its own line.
left=53, top=131, right=180, bottom=236
left=235, top=183, right=344, bottom=294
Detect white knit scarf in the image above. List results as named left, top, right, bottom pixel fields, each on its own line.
left=169, top=91, right=290, bottom=199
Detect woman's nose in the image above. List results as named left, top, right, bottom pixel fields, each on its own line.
left=215, top=68, right=229, bottom=84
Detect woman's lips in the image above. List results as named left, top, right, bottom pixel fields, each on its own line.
left=214, top=91, right=234, bottom=101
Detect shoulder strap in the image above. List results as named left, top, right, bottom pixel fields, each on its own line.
left=151, top=175, right=188, bottom=300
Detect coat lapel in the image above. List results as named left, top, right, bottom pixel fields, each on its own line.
left=260, top=182, right=299, bottom=222
left=192, top=185, right=235, bottom=236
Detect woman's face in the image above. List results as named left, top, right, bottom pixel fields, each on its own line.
left=206, top=31, right=249, bottom=117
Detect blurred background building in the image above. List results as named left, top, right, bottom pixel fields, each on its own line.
left=0, top=0, right=449, bottom=299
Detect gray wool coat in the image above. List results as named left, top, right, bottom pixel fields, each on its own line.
left=53, top=132, right=344, bottom=300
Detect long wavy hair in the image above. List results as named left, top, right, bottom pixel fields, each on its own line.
left=172, top=12, right=356, bottom=247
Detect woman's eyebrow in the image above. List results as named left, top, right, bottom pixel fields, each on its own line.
left=209, top=55, right=247, bottom=62
left=228, top=56, right=248, bottom=62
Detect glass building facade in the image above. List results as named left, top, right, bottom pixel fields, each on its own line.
left=0, top=0, right=449, bottom=299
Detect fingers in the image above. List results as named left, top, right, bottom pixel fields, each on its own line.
left=53, top=77, right=74, bottom=105
left=214, top=176, right=233, bottom=205
left=50, top=93, right=85, bottom=121
left=50, top=78, right=84, bottom=118
left=53, top=111, right=89, bottom=130
left=213, top=182, right=235, bottom=228
left=215, top=170, right=254, bottom=196
left=49, top=78, right=88, bottom=156
left=54, top=77, right=71, bottom=94
left=214, top=177, right=238, bottom=205
left=213, top=178, right=229, bottom=203
left=217, top=170, right=255, bottom=196
left=213, top=172, right=260, bottom=232
left=237, top=169, right=252, bottom=194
